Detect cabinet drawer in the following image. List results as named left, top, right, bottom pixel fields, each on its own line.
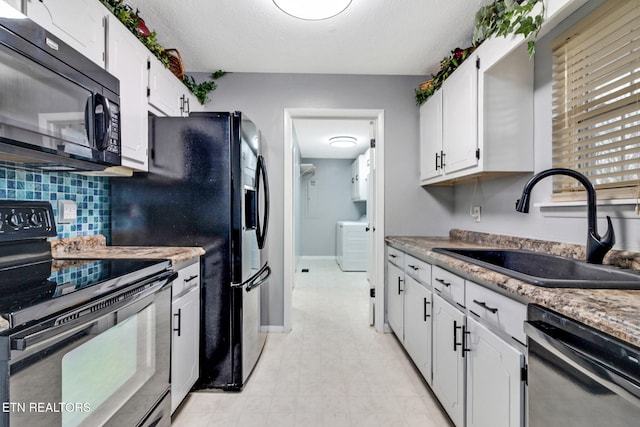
left=387, top=246, right=405, bottom=267
left=466, top=281, right=526, bottom=343
left=404, top=255, right=431, bottom=286
left=173, top=261, right=201, bottom=298
left=432, top=266, right=464, bottom=307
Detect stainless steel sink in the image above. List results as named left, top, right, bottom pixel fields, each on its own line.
left=432, top=247, right=640, bottom=289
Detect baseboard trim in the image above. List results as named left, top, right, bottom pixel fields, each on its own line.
left=262, top=325, right=287, bottom=333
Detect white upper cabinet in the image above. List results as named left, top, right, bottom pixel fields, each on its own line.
left=441, top=55, right=479, bottom=175
left=105, top=15, right=149, bottom=171
left=148, top=55, right=193, bottom=117
left=420, top=34, right=534, bottom=186
left=24, top=0, right=107, bottom=67
left=419, top=90, right=442, bottom=182
left=351, top=150, right=369, bottom=201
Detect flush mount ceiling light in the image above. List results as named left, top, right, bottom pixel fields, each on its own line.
left=329, top=136, right=357, bottom=148
left=272, top=0, right=352, bottom=20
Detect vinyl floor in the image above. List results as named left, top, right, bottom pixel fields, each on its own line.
left=172, top=259, right=451, bottom=426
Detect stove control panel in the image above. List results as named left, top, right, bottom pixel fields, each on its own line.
left=0, top=201, right=56, bottom=241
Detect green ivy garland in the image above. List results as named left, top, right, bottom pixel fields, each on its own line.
left=99, top=0, right=226, bottom=104
left=415, top=0, right=544, bottom=106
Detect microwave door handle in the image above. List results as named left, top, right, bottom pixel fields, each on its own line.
left=84, top=94, right=93, bottom=143
left=93, top=93, right=111, bottom=150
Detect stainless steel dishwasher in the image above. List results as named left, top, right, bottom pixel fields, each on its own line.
left=525, top=304, right=640, bottom=427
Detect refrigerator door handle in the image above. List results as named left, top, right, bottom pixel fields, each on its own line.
left=231, top=262, right=271, bottom=291
left=256, top=155, right=269, bottom=249
left=246, top=262, right=271, bottom=292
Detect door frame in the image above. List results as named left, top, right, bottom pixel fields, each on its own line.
left=283, top=108, right=385, bottom=333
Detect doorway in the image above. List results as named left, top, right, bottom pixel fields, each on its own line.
left=283, top=108, right=385, bottom=333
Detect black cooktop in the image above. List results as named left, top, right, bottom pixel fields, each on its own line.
left=0, top=258, right=169, bottom=332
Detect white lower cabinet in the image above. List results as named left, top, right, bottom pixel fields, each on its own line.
left=385, top=244, right=526, bottom=427
left=466, top=316, right=525, bottom=427
left=403, top=275, right=433, bottom=384
left=386, top=261, right=404, bottom=338
left=171, top=260, right=201, bottom=413
left=432, top=293, right=466, bottom=427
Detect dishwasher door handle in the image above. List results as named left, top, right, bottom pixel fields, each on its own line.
left=525, top=321, right=640, bottom=407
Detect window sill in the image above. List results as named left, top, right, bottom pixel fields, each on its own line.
left=536, top=199, right=640, bottom=219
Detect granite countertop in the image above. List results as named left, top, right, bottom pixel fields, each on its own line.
left=50, top=235, right=205, bottom=265
left=386, top=229, right=640, bottom=348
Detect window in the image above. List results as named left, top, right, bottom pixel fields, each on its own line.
left=551, top=0, right=640, bottom=201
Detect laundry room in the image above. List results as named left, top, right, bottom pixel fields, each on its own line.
left=294, top=117, right=372, bottom=273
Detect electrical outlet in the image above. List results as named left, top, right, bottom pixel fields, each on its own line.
left=57, top=200, right=77, bottom=224
left=471, top=206, right=481, bottom=222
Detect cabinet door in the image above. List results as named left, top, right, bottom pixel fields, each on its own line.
left=432, top=293, right=466, bottom=427
left=106, top=15, right=149, bottom=171
left=466, top=316, right=524, bottom=427
left=403, top=276, right=432, bottom=385
left=358, top=152, right=368, bottom=201
left=25, top=0, right=106, bottom=67
left=442, top=55, right=478, bottom=174
left=420, top=90, right=443, bottom=182
left=386, top=261, right=404, bottom=339
left=171, top=285, right=200, bottom=413
left=148, top=55, right=186, bottom=117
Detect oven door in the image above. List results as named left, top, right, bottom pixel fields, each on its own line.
left=2, top=271, right=174, bottom=427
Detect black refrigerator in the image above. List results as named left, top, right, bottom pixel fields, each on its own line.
left=110, top=111, right=270, bottom=390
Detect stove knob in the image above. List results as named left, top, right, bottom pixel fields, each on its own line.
left=28, top=213, right=42, bottom=227
left=8, top=214, right=21, bottom=228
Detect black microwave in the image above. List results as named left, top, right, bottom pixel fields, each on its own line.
left=0, top=6, right=121, bottom=172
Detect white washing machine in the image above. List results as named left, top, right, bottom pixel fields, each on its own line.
left=336, top=220, right=368, bottom=271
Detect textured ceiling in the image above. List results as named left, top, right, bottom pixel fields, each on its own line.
left=294, top=118, right=372, bottom=159
left=125, top=0, right=487, bottom=76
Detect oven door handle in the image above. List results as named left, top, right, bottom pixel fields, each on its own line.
left=11, top=271, right=176, bottom=352
left=525, top=321, right=640, bottom=407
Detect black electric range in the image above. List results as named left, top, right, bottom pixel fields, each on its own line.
left=0, top=201, right=169, bottom=334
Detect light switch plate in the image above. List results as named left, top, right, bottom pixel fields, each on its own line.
left=57, top=200, right=77, bottom=224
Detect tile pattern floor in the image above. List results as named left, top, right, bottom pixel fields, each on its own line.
left=172, top=259, right=452, bottom=426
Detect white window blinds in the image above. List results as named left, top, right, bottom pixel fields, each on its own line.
left=551, top=0, right=640, bottom=200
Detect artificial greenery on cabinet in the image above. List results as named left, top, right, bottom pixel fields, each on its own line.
left=414, top=0, right=544, bottom=106
left=99, top=0, right=225, bottom=105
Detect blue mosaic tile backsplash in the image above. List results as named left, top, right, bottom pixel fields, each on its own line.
left=0, top=165, right=110, bottom=239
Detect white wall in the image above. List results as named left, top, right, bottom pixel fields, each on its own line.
left=198, top=73, right=454, bottom=327
left=444, top=0, right=640, bottom=252
left=298, top=158, right=366, bottom=257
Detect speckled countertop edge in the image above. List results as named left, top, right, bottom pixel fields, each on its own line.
left=50, top=235, right=205, bottom=265
left=386, top=230, right=640, bottom=348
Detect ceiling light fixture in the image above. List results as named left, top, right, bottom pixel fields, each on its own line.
left=329, top=136, right=357, bottom=148
left=272, top=0, right=352, bottom=20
